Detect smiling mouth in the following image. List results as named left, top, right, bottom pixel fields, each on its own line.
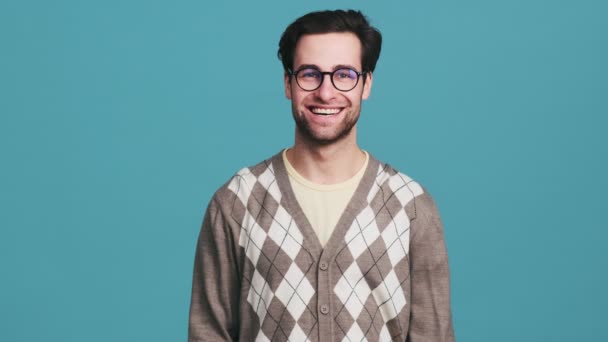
left=309, top=107, right=343, bottom=115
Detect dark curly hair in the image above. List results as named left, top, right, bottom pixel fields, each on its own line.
left=278, top=10, right=382, bottom=74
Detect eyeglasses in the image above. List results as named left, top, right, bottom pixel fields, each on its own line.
left=289, top=67, right=366, bottom=92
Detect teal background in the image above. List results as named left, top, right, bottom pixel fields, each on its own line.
left=1, top=0, right=606, bottom=340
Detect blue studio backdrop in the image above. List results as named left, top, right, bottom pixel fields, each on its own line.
left=1, top=0, right=606, bottom=341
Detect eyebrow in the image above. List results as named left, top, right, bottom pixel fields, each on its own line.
left=295, top=64, right=360, bottom=71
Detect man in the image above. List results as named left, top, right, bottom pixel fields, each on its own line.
left=189, top=10, right=454, bottom=342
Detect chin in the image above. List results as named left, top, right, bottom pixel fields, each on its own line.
left=297, top=124, right=356, bottom=146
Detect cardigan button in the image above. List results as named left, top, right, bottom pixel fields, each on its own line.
left=320, top=262, right=328, bottom=270
left=320, top=304, right=329, bottom=314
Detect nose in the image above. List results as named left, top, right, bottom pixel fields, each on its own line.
left=315, top=74, right=337, bottom=102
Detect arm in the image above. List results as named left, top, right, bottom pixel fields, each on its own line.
left=189, top=197, right=240, bottom=341
left=407, top=192, right=455, bottom=342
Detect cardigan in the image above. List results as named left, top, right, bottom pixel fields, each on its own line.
left=188, top=151, right=455, bottom=342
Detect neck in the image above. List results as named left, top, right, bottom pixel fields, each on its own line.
left=287, top=129, right=366, bottom=185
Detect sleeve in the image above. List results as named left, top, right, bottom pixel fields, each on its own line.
left=406, top=191, right=455, bottom=342
left=188, top=197, right=240, bottom=341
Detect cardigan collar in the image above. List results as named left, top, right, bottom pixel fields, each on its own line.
left=269, top=150, right=381, bottom=262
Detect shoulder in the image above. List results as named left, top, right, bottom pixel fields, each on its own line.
left=368, top=155, right=438, bottom=221
left=210, top=152, right=283, bottom=213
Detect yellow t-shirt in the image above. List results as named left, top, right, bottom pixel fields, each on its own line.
left=283, top=149, right=369, bottom=247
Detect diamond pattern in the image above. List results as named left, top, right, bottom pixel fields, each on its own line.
left=267, top=206, right=303, bottom=260
left=229, top=167, right=258, bottom=206
left=275, top=264, right=315, bottom=320
left=222, top=156, right=430, bottom=341
left=345, top=207, right=381, bottom=260
left=247, top=270, right=274, bottom=322
left=334, top=168, right=421, bottom=341
left=346, top=264, right=371, bottom=302
left=343, top=323, right=365, bottom=342
left=239, top=213, right=268, bottom=265
left=372, top=270, right=406, bottom=322
left=336, top=263, right=371, bottom=319
left=288, top=324, right=309, bottom=342
left=381, top=209, right=410, bottom=266
left=367, top=165, right=390, bottom=203
left=227, top=162, right=315, bottom=340
left=389, top=173, right=423, bottom=207
left=257, top=164, right=282, bottom=203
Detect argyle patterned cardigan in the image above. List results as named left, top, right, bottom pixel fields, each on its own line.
left=189, top=151, right=454, bottom=342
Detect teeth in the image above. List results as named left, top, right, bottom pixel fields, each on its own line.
left=311, top=107, right=341, bottom=115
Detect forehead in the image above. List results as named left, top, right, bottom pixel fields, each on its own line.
left=293, top=32, right=362, bottom=70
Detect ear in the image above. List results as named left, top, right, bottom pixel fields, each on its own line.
left=361, top=72, right=373, bottom=100
left=284, top=72, right=292, bottom=100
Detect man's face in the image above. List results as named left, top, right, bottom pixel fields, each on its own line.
left=284, top=32, right=372, bottom=146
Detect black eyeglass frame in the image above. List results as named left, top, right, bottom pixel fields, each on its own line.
left=288, top=67, right=367, bottom=92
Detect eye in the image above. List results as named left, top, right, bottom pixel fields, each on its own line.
left=335, top=69, right=357, bottom=79
left=298, top=68, right=321, bottom=79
